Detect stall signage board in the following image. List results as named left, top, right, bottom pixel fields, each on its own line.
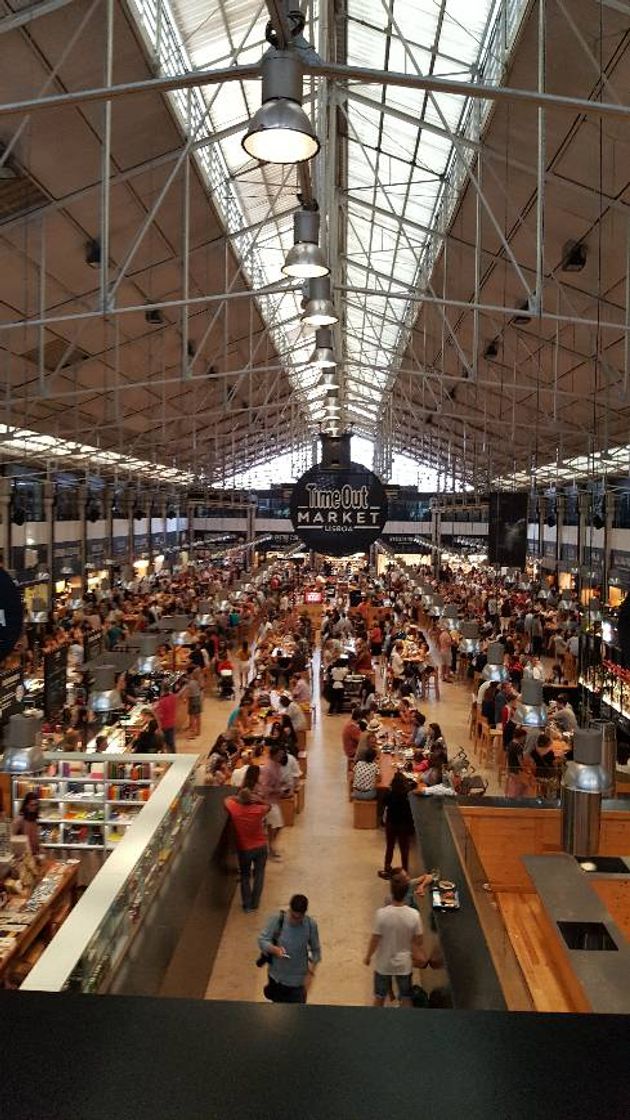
left=43, top=646, right=68, bottom=718
left=290, top=463, right=388, bottom=558
left=86, top=538, right=108, bottom=564
left=0, top=665, right=23, bottom=724
left=112, top=536, right=128, bottom=558
left=53, top=542, right=80, bottom=578
left=0, top=570, right=24, bottom=664
left=84, top=630, right=102, bottom=663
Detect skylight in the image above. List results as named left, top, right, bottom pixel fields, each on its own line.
left=0, top=426, right=194, bottom=485
left=128, top=0, right=529, bottom=450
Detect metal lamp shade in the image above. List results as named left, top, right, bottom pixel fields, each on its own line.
left=89, top=665, right=123, bottom=713
left=303, top=298, right=338, bottom=327
left=481, top=641, right=509, bottom=682
left=283, top=241, right=328, bottom=279
left=516, top=678, right=547, bottom=727
left=319, top=370, right=337, bottom=387
left=243, top=99, right=319, bottom=164
left=441, top=604, right=460, bottom=629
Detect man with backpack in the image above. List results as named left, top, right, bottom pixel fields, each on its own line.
left=258, top=893, right=321, bottom=1004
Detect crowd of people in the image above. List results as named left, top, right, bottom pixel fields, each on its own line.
left=13, top=550, right=592, bottom=1007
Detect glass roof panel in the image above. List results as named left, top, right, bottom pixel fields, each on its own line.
left=125, top=0, right=529, bottom=464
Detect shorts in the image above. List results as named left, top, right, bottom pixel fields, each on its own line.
left=374, top=971, right=413, bottom=1000
left=188, top=697, right=202, bottom=716
left=266, top=803, right=284, bottom=829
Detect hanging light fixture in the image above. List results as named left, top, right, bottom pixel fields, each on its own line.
left=282, top=204, right=328, bottom=279
left=302, top=275, right=338, bottom=326
left=309, top=327, right=335, bottom=369
left=319, top=369, right=337, bottom=387
left=516, top=679, right=548, bottom=729
left=242, top=51, right=319, bottom=165
left=481, top=642, right=510, bottom=682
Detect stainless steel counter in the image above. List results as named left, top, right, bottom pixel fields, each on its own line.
left=523, top=853, right=630, bottom=1014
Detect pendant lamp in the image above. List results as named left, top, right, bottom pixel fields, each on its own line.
left=242, top=51, right=319, bottom=165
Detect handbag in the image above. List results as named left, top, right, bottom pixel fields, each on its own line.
left=256, top=909, right=285, bottom=968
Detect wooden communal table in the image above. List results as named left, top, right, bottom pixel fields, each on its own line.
left=371, top=716, right=425, bottom=792
left=0, top=860, right=79, bottom=986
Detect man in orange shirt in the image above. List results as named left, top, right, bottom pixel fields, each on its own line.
left=224, top=766, right=270, bottom=912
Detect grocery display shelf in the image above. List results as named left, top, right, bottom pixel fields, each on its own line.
left=39, top=818, right=104, bottom=825
left=30, top=797, right=104, bottom=805
left=22, top=753, right=198, bottom=993
left=106, top=800, right=147, bottom=807
left=108, top=779, right=156, bottom=785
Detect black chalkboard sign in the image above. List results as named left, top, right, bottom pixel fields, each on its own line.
left=84, top=630, right=102, bottom=663
left=0, top=569, right=24, bottom=664
left=0, top=665, right=23, bottom=725
left=44, top=646, right=68, bottom=718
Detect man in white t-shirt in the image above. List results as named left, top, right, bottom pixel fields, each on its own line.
left=364, top=877, right=426, bottom=1006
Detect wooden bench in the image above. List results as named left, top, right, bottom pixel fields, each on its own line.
left=353, top=799, right=378, bottom=829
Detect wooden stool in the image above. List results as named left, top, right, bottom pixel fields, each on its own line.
left=424, top=670, right=440, bottom=701
left=280, top=795, right=296, bottom=827
left=468, top=702, right=478, bottom=743
left=474, top=715, right=487, bottom=753
left=478, top=718, right=491, bottom=763
left=488, top=729, right=503, bottom=769
left=296, top=782, right=305, bottom=814
left=353, top=798, right=378, bottom=829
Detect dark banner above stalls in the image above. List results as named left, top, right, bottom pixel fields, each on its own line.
left=290, top=435, right=388, bottom=558
left=112, top=536, right=129, bottom=559
left=487, top=492, right=528, bottom=570
left=86, top=538, right=109, bottom=566
left=383, top=535, right=431, bottom=554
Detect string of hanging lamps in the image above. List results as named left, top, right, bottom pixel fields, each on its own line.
left=243, top=36, right=341, bottom=434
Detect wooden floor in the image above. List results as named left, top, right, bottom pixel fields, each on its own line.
left=496, top=893, right=580, bottom=1013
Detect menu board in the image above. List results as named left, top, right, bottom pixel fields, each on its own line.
left=83, top=630, right=102, bottom=663
left=0, top=665, right=23, bottom=726
left=43, top=647, right=68, bottom=718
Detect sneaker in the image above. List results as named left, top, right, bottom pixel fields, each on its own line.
left=377, top=870, right=391, bottom=880
left=269, top=852, right=283, bottom=861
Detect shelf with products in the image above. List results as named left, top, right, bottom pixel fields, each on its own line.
left=12, top=755, right=166, bottom=852
left=21, top=754, right=198, bottom=994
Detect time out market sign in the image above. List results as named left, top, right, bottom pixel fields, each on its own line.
left=290, top=463, right=388, bottom=557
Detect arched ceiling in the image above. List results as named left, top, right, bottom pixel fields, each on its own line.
left=0, top=0, right=628, bottom=491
